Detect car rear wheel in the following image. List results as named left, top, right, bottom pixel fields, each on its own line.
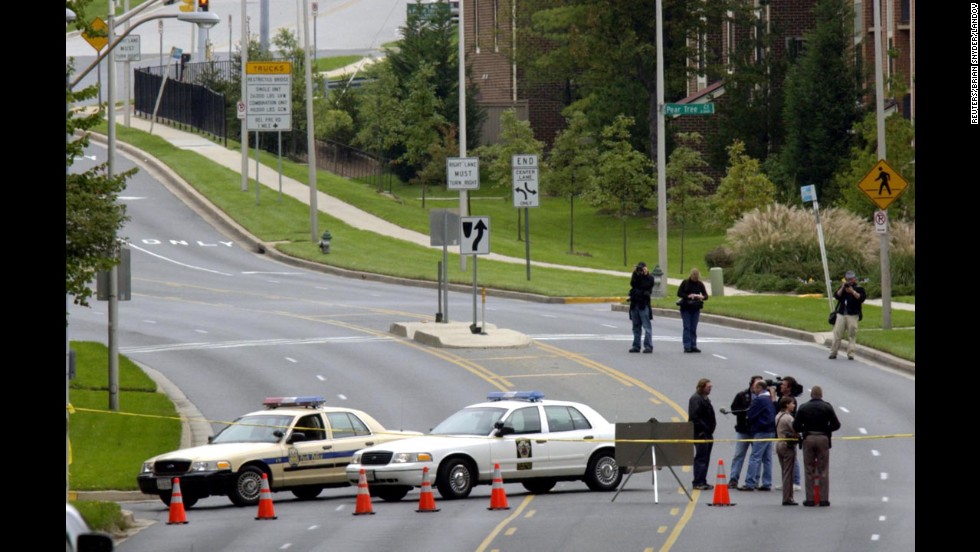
left=371, top=486, right=411, bottom=502
left=522, top=479, right=557, bottom=494
left=160, top=491, right=199, bottom=509
left=436, top=458, right=474, bottom=500
left=291, top=486, right=323, bottom=500
left=584, top=450, right=621, bottom=492
left=229, top=466, right=266, bottom=506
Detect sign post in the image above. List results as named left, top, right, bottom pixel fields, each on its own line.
left=513, top=154, right=539, bottom=280
left=801, top=184, right=834, bottom=311
left=246, top=61, right=292, bottom=204
left=460, top=216, right=490, bottom=333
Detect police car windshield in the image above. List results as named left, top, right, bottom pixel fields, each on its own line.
left=212, top=414, right=294, bottom=443
left=430, top=407, right=506, bottom=436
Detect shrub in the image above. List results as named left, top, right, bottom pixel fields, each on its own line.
left=704, top=246, right=735, bottom=270
left=726, top=204, right=877, bottom=292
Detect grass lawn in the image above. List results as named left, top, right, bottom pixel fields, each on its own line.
left=314, top=55, right=364, bottom=73
left=71, top=500, right=127, bottom=533
left=70, top=342, right=181, bottom=490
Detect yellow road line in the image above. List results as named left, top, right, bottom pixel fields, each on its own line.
left=475, top=495, right=534, bottom=552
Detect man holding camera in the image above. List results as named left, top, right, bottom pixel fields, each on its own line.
left=829, top=270, right=867, bottom=360
left=628, top=262, right=655, bottom=353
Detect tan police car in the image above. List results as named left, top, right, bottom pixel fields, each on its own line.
left=138, top=396, right=421, bottom=508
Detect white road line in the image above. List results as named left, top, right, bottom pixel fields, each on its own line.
left=712, top=354, right=727, bottom=360
left=315, top=286, right=330, bottom=291
left=338, top=394, right=347, bottom=400
left=540, top=314, right=557, bottom=318
left=316, top=375, right=326, bottom=381
left=871, top=450, right=880, bottom=456
left=880, top=473, right=888, bottom=480
left=879, top=515, right=886, bottom=521
left=764, top=370, right=778, bottom=376
left=529, top=334, right=796, bottom=345
left=194, top=329, right=208, bottom=334
left=858, top=427, right=868, bottom=434
left=286, top=357, right=298, bottom=363
left=280, top=544, right=292, bottom=549
left=121, top=335, right=393, bottom=354
left=143, top=320, right=157, bottom=324
left=335, top=505, right=345, bottom=511
left=871, top=535, right=880, bottom=541
left=128, top=242, right=233, bottom=276
left=882, top=497, right=889, bottom=502
left=840, top=406, right=851, bottom=413
left=307, top=525, right=319, bottom=531
left=600, top=324, right=617, bottom=328
left=241, top=272, right=300, bottom=275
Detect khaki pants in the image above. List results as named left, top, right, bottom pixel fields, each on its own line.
left=829, top=314, right=859, bottom=357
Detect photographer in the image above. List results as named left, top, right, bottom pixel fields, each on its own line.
left=829, top=271, right=867, bottom=360
left=628, top=262, right=655, bottom=353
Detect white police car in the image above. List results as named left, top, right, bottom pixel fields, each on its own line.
left=138, top=396, right=421, bottom=507
left=345, top=391, right=622, bottom=500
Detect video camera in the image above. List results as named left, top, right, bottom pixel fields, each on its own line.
left=765, top=376, right=803, bottom=398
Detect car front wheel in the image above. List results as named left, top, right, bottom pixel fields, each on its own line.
left=584, top=450, right=621, bottom=492
left=291, top=486, right=323, bottom=500
left=522, top=479, right=557, bottom=494
left=436, top=458, right=474, bottom=500
left=229, top=466, right=266, bottom=506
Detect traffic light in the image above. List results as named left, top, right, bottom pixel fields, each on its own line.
left=179, top=0, right=194, bottom=12
left=198, top=0, right=209, bottom=12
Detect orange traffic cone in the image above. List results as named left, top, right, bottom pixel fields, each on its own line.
left=352, top=469, right=375, bottom=515
left=255, top=472, right=277, bottom=520
left=416, top=466, right=440, bottom=513
left=708, top=459, right=735, bottom=507
left=167, top=478, right=189, bottom=524
left=487, top=463, right=510, bottom=510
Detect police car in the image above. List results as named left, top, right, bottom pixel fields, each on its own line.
left=138, top=396, right=422, bottom=508
left=345, top=391, right=622, bottom=501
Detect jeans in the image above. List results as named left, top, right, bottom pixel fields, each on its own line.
left=681, top=309, right=701, bottom=350
left=744, top=431, right=774, bottom=489
left=631, top=307, right=652, bottom=351
left=729, top=432, right=753, bottom=483
left=693, top=441, right=713, bottom=486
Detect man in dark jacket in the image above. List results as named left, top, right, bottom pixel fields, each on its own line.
left=629, top=262, right=655, bottom=353
left=727, top=375, right=764, bottom=488
left=829, top=270, right=867, bottom=360
left=688, top=378, right=717, bottom=490
left=740, top=380, right=776, bottom=491
left=793, top=386, right=842, bottom=507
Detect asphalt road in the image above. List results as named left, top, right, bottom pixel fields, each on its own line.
left=67, top=139, right=915, bottom=552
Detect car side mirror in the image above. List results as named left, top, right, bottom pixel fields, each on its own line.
left=288, top=431, right=307, bottom=444
left=494, top=424, right=514, bottom=437
left=207, top=435, right=214, bottom=444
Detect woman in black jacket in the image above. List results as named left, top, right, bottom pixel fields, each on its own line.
left=677, top=268, right=708, bottom=353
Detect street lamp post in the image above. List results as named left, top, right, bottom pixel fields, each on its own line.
left=65, top=4, right=219, bottom=502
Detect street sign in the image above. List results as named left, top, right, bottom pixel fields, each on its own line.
left=116, top=35, right=141, bottom=62
left=664, top=103, right=715, bottom=116
left=171, top=47, right=183, bottom=60
left=312, top=2, right=319, bottom=16
left=429, top=209, right=461, bottom=246
left=82, top=17, right=108, bottom=52
left=512, top=154, right=539, bottom=208
left=447, top=157, right=480, bottom=190
left=857, top=159, right=909, bottom=209
left=874, top=210, right=888, bottom=234
left=236, top=100, right=246, bottom=120
left=800, top=184, right=817, bottom=203
left=246, top=61, right=293, bottom=131
left=460, top=216, right=490, bottom=255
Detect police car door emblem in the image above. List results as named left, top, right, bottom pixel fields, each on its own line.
left=516, top=438, right=532, bottom=470
left=288, top=446, right=300, bottom=467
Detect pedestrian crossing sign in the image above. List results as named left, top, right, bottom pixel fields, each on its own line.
left=857, top=159, right=909, bottom=209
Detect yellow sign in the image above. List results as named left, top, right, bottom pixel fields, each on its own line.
left=246, top=61, right=293, bottom=75
left=180, top=0, right=196, bottom=12
left=857, top=159, right=909, bottom=209
left=82, top=17, right=108, bottom=52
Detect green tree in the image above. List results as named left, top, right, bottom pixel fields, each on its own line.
left=588, top=115, right=656, bottom=266
left=400, top=63, right=448, bottom=174
left=66, top=9, right=133, bottom=307
left=414, top=125, right=459, bottom=207
left=355, top=63, right=405, bottom=190
left=519, top=0, right=730, bottom=160
left=779, top=0, right=862, bottom=203
left=711, top=139, right=777, bottom=228
left=836, top=112, right=915, bottom=220
left=666, top=133, right=713, bottom=271
left=386, top=4, right=484, bottom=166
left=544, top=111, right=598, bottom=253
left=474, top=109, right=545, bottom=189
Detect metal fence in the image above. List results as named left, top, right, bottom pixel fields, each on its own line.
left=134, top=66, right=226, bottom=143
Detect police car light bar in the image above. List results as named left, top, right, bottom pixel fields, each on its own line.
left=487, top=391, right=545, bottom=402
left=263, top=396, right=327, bottom=409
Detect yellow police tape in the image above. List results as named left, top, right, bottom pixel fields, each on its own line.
left=67, top=405, right=914, bottom=444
